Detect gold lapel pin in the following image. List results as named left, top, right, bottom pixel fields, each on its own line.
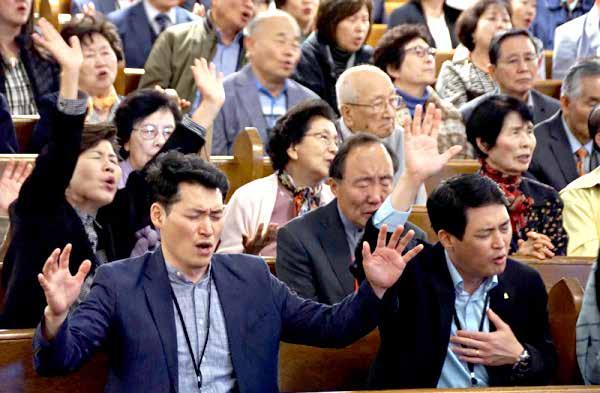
left=504, top=292, right=509, bottom=300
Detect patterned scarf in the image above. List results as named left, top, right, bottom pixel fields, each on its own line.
left=88, top=86, right=119, bottom=115
left=277, top=170, right=323, bottom=217
left=479, top=160, right=534, bottom=237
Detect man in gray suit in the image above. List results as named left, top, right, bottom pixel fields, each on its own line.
left=276, top=106, right=463, bottom=304
left=460, top=29, right=560, bottom=125
left=211, top=10, right=319, bottom=155
left=529, top=59, right=600, bottom=190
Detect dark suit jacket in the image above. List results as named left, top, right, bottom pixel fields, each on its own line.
left=460, top=89, right=560, bottom=126
left=0, top=93, right=18, bottom=153
left=33, top=248, right=382, bottom=393
left=387, top=1, right=461, bottom=48
left=355, top=229, right=556, bottom=389
left=108, top=2, right=196, bottom=68
left=0, top=106, right=205, bottom=329
left=528, top=110, right=579, bottom=191
left=276, top=199, right=427, bottom=305
left=71, top=0, right=117, bottom=14
left=211, top=64, right=319, bottom=155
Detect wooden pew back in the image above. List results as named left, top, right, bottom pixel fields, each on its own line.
left=435, top=50, right=455, bottom=77
left=366, top=23, right=387, bottom=47
left=114, top=67, right=145, bottom=96
left=534, top=79, right=562, bottom=99
left=424, top=159, right=480, bottom=195
left=12, top=116, right=40, bottom=153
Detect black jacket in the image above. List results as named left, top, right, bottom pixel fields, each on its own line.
left=356, top=221, right=557, bottom=389
left=0, top=105, right=204, bottom=328
left=0, top=93, right=17, bottom=153
left=387, top=1, right=462, bottom=48
left=293, top=32, right=373, bottom=112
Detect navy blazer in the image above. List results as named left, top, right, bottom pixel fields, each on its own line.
left=33, top=248, right=382, bottom=393
left=211, top=64, right=319, bottom=155
left=460, top=89, right=560, bottom=126
left=528, top=110, right=579, bottom=191
left=71, top=0, right=118, bottom=14
left=108, top=2, right=196, bottom=68
left=277, top=199, right=428, bottom=305
left=0, top=93, right=18, bottom=153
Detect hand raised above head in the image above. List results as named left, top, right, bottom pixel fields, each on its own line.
left=362, top=225, right=423, bottom=299
left=402, top=103, right=463, bottom=182
left=190, top=58, right=225, bottom=108
left=32, top=18, right=83, bottom=72
left=0, top=160, right=32, bottom=215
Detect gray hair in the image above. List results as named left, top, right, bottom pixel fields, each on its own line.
left=335, top=64, right=392, bottom=111
left=244, top=9, right=300, bottom=37
left=561, top=58, right=600, bottom=98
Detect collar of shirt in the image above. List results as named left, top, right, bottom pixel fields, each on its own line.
left=214, top=25, right=244, bottom=47
left=165, top=259, right=212, bottom=287
left=444, top=249, right=498, bottom=295
left=561, top=115, right=594, bottom=155
left=562, top=0, right=580, bottom=11
left=143, top=0, right=176, bottom=32
left=253, top=76, right=289, bottom=99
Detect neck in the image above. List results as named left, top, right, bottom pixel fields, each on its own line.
left=252, top=66, right=286, bottom=97
left=284, top=163, right=321, bottom=188
left=89, top=86, right=113, bottom=100
left=450, top=260, right=484, bottom=294
left=470, top=47, right=490, bottom=72
left=65, top=189, right=100, bottom=216
left=299, top=19, right=312, bottom=35
left=211, top=11, right=238, bottom=45
left=147, top=0, right=171, bottom=13
left=484, top=158, right=521, bottom=177
left=163, top=245, right=209, bottom=284
left=395, top=80, right=427, bottom=99
left=0, top=24, right=21, bottom=56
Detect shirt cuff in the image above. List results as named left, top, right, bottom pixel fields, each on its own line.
left=181, top=115, right=207, bottom=139
left=372, top=195, right=411, bottom=231
left=57, top=91, right=88, bottom=115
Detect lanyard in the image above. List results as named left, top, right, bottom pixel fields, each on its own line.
left=171, top=272, right=212, bottom=391
left=452, top=292, right=490, bottom=386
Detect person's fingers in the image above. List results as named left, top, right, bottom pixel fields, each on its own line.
left=411, top=105, right=423, bottom=136
left=16, top=161, right=32, bottom=183
left=400, top=243, right=423, bottom=264
left=75, top=260, right=92, bottom=283
left=361, top=241, right=372, bottom=262
left=256, top=222, right=264, bottom=238
left=451, top=345, right=483, bottom=359
left=68, top=35, right=81, bottom=53
left=38, top=273, right=51, bottom=292
left=450, top=334, right=484, bottom=349
left=517, top=238, right=525, bottom=247
left=2, top=160, right=15, bottom=180
left=42, top=248, right=61, bottom=277
left=387, top=225, right=404, bottom=250
left=395, top=229, right=414, bottom=254
left=455, top=329, right=490, bottom=341
left=487, top=308, right=509, bottom=330
left=430, top=107, right=442, bottom=138
left=439, top=145, right=463, bottom=164
left=59, top=244, right=72, bottom=270
left=421, top=103, right=436, bottom=136
left=376, top=224, right=387, bottom=250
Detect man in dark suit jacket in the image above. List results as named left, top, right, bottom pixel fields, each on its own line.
left=32, top=151, right=419, bottom=393
left=460, top=29, right=560, bottom=125
left=277, top=106, right=464, bottom=305
left=107, top=0, right=196, bottom=68
left=529, top=59, right=600, bottom=190
left=358, top=174, right=556, bottom=389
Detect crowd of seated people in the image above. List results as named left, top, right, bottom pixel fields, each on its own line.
left=2, top=0, right=600, bottom=391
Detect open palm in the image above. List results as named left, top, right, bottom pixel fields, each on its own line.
left=191, top=58, right=225, bottom=107
left=38, top=244, right=91, bottom=317
left=0, top=160, right=32, bottom=214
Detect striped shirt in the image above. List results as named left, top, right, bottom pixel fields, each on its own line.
left=3, top=56, right=37, bottom=115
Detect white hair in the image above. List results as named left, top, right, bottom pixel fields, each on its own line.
left=244, top=9, right=300, bottom=37
left=335, top=64, right=393, bottom=111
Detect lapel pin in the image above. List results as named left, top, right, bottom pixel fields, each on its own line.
left=504, top=292, right=509, bottom=300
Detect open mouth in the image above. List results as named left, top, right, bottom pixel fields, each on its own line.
left=195, top=241, right=213, bottom=255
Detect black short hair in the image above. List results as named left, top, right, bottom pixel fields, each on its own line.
left=466, top=95, right=532, bottom=158
left=488, top=28, right=536, bottom=66
left=456, top=0, right=511, bottom=51
left=373, top=24, right=433, bottom=74
left=80, top=123, right=119, bottom=155
left=146, top=151, right=229, bottom=211
left=427, top=174, right=509, bottom=240
left=329, top=133, right=399, bottom=179
left=267, top=99, right=337, bottom=172
left=114, top=89, right=182, bottom=158
left=316, top=0, right=372, bottom=46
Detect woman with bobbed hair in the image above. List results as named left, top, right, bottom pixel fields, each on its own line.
left=293, top=0, right=373, bottom=112
left=218, top=99, right=338, bottom=256
left=436, top=0, right=512, bottom=107
left=466, top=94, right=568, bottom=258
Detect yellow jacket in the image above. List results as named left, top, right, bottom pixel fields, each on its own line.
left=560, top=166, right=600, bottom=257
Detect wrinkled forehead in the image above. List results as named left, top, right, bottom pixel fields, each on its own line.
left=463, top=204, right=510, bottom=232
left=343, top=143, right=394, bottom=178
left=351, top=71, right=395, bottom=99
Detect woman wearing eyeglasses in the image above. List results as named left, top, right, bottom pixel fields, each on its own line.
left=218, top=99, right=338, bottom=256
left=373, top=24, right=474, bottom=159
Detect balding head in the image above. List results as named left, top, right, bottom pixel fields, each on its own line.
left=245, top=9, right=300, bottom=38
left=336, top=65, right=397, bottom=138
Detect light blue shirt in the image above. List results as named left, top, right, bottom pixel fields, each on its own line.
left=437, top=250, right=498, bottom=388
left=561, top=115, right=595, bottom=172
left=254, top=78, right=288, bottom=133
left=212, top=29, right=242, bottom=77
left=337, top=196, right=411, bottom=258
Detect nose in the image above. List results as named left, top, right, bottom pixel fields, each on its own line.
left=197, top=216, right=214, bottom=236
left=491, top=230, right=507, bottom=249
left=366, top=185, right=385, bottom=205
left=154, top=130, right=167, bottom=146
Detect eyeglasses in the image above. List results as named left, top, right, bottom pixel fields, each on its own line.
left=345, top=94, right=404, bottom=113
left=404, top=46, right=437, bottom=58
left=133, top=124, right=175, bottom=140
left=304, top=131, right=341, bottom=148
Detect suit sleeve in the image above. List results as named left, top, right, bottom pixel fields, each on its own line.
left=211, top=107, right=229, bottom=155
left=33, top=266, right=116, bottom=375
left=275, top=225, right=319, bottom=301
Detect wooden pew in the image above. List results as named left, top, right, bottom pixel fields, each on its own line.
left=279, top=329, right=380, bottom=392
left=384, top=1, right=403, bottom=16
left=534, top=79, right=562, bottom=99
left=263, top=256, right=276, bottom=275
left=114, top=67, right=145, bottom=96
left=366, top=23, right=387, bottom=47
left=12, top=116, right=40, bottom=153
left=435, top=50, right=455, bottom=77
left=545, top=50, right=553, bottom=80
left=548, top=278, right=585, bottom=385
left=38, top=0, right=71, bottom=29
left=424, top=159, right=480, bottom=195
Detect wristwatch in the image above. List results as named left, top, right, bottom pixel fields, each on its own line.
left=512, top=348, right=531, bottom=374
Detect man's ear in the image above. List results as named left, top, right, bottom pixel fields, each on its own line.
left=437, top=229, right=454, bottom=250
left=487, top=63, right=497, bottom=81
left=341, top=104, right=356, bottom=129
left=150, top=202, right=166, bottom=229
left=328, top=178, right=339, bottom=197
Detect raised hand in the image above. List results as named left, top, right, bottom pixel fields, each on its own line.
left=190, top=58, right=225, bottom=108
left=243, top=223, right=278, bottom=255
left=38, top=244, right=91, bottom=337
left=0, top=160, right=32, bottom=215
left=362, top=225, right=423, bottom=299
left=516, top=231, right=555, bottom=259
left=32, top=18, right=83, bottom=72
left=450, top=308, right=524, bottom=366
left=154, top=85, right=192, bottom=111
left=401, top=103, right=463, bottom=182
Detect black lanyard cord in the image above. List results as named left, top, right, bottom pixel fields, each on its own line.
left=171, top=272, right=212, bottom=390
left=452, top=292, right=490, bottom=386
